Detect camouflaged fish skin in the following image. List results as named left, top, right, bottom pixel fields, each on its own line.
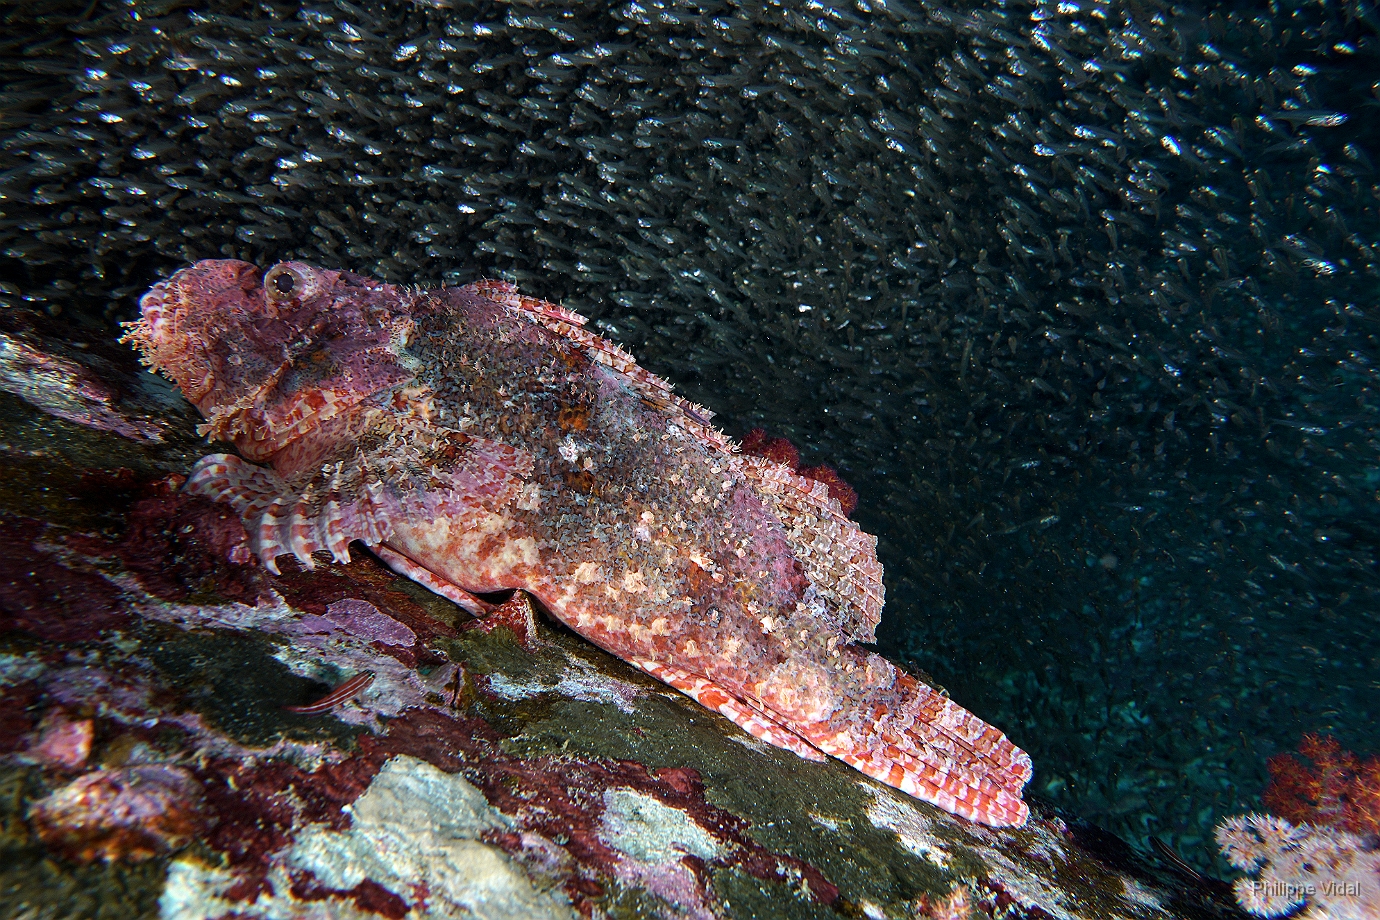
left=126, top=260, right=1032, bottom=827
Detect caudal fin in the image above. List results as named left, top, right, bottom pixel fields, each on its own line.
left=760, top=652, right=1032, bottom=828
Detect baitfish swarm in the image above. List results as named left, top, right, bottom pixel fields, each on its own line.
left=5, top=0, right=1379, bottom=861
left=125, top=258, right=1033, bottom=827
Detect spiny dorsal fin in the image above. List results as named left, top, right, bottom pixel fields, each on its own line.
left=733, top=454, right=884, bottom=643
left=469, top=279, right=591, bottom=328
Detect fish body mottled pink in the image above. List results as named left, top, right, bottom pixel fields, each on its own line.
left=126, top=260, right=1032, bottom=827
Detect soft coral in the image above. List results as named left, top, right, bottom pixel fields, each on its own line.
left=739, top=428, right=859, bottom=516
left=1262, top=733, right=1380, bottom=836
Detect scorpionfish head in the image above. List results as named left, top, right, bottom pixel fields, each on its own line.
left=125, top=259, right=417, bottom=461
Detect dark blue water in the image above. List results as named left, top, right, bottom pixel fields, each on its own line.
left=2, top=0, right=1377, bottom=871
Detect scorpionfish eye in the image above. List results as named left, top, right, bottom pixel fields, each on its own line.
left=264, top=264, right=301, bottom=302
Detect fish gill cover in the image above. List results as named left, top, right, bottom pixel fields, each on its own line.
left=1, top=0, right=1378, bottom=871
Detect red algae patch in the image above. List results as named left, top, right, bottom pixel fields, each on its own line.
left=0, top=516, right=130, bottom=642
left=740, top=427, right=801, bottom=470
left=106, top=475, right=259, bottom=604
left=796, top=463, right=859, bottom=516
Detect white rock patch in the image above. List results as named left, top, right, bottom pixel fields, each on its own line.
left=160, top=756, right=573, bottom=920
left=599, top=787, right=720, bottom=863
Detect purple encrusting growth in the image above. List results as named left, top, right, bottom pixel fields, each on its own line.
left=27, top=709, right=94, bottom=771
left=320, top=598, right=416, bottom=648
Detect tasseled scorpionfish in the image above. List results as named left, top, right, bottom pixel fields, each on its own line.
left=126, top=260, right=1031, bottom=827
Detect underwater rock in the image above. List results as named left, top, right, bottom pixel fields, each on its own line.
left=286, top=755, right=574, bottom=920
left=0, top=296, right=187, bottom=444
left=0, top=331, right=165, bottom=442
left=598, top=786, right=724, bottom=920
left=28, top=764, right=207, bottom=864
